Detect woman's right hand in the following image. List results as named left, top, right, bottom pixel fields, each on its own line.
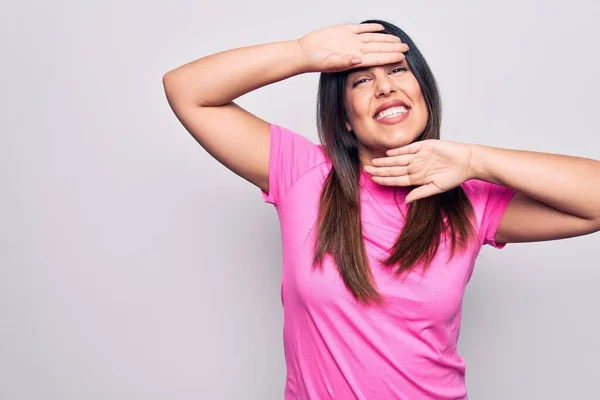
left=297, top=23, right=409, bottom=73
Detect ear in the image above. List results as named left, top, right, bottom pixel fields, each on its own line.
left=345, top=121, right=352, bottom=132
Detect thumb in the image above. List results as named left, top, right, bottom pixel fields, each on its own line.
left=405, top=183, right=441, bottom=203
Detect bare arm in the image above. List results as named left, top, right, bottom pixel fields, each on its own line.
left=468, top=145, right=600, bottom=243
left=365, top=138, right=600, bottom=243
left=162, top=40, right=308, bottom=192
left=163, top=40, right=308, bottom=107
left=162, top=24, right=407, bottom=193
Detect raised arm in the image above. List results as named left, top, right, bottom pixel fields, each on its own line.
left=162, top=24, right=408, bottom=193
left=162, top=40, right=307, bottom=193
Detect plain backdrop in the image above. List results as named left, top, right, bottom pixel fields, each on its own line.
left=1, top=0, right=599, bottom=399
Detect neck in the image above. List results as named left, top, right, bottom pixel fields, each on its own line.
left=357, top=144, right=387, bottom=168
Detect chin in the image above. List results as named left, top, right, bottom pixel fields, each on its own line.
left=383, top=132, right=417, bottom=148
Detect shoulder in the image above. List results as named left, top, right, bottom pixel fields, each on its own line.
left=462, top=179, right=516, bottom=247
left=462, top=179, right=512, bottom=206
left=270, top=123, right=329, bottom=167
left=262, top=123, right=330, bottom=205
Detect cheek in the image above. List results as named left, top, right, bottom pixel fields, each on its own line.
left=344, top=97, right=358, bottom=122
left=414, top=99, right=428, bottom=121
left=411, top=104, right=429, bottom=133
left=408, top=89, right=428, bottom=125
left=346, top=93, right=371, bottom=119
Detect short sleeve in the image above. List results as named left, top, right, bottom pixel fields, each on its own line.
left=465, top=180, right=517, bottom=249
left=261, top=123, right=325, bottom=206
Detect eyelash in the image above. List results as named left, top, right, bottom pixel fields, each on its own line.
left=352, top=67, right=408, bottom=88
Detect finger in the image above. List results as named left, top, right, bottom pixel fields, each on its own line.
left=405, top=183, right=442, bottom=203
left=348, top=23, right=385, bottom=33
left=357, top=52, right=405, bottom=66
left=364, top=165, right=409, bottom=177
left=361, top=42, right=409, bottom=54
left=387, top=142, right=422, bottom=156
left=371, top=175, right=412, bottom=187
left=371, top=154, right=412, bottom=167
left=358, top=33, right=401, bottom=43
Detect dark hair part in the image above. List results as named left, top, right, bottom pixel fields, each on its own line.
left=313, top=19, right=476, bottom=305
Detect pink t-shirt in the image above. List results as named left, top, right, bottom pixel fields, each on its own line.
left=261, top=123, right=516, bottom=400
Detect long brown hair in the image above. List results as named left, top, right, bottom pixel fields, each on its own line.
left=313, top=19, right=476, bottom=305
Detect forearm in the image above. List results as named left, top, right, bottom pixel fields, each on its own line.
left=468, top=145, right=600, bottom=221
left=163, top=40, right=307, bottom=107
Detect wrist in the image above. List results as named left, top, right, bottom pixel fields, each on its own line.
left=466, top=144, right=489, bottom=181
left=294, top=37, right=323, bottom=74
left=290, top=39, right=311, bottom=74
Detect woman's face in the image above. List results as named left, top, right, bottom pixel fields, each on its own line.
left=344, top=58, right=429, bottom=166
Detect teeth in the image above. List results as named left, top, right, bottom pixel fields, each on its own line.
left=375, top=106, right=408, bottom=120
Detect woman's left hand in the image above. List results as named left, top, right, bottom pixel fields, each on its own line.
left=363, top=140, right=474, bottom=203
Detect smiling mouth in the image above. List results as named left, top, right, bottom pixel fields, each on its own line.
left=374, top=106, right=409, bottom=121
left=373, top=106, right=410, bottom=125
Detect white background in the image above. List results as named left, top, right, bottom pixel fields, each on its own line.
left=1, top=0, right=599, bottom=399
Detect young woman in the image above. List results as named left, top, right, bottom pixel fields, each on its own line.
left=162, top=19, right=600, bottom=400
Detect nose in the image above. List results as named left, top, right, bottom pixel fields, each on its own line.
left=375, top=76, right=397, bottom=97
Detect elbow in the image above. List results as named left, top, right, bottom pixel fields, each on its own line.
left=162, top=71, right=194, bottom=106
left=162, top=72, right=182, bottom=105
left=594, top=217, right=600, bottom=234
left=162, top=71, right=174, bottom=91
left=585, top=212, right=600, bottom=234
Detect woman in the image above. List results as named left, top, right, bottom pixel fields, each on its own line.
left=162, top=19, right=600, bottom=400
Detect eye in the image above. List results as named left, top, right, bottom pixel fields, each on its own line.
left=351, top=67, right=408, bottom=88
left=391, top=67, right=408, bottom=74
left=351, top=78, right=369, bottom=88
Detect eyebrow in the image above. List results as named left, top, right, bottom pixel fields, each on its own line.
left=347, top=60, right=406, bottom=78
